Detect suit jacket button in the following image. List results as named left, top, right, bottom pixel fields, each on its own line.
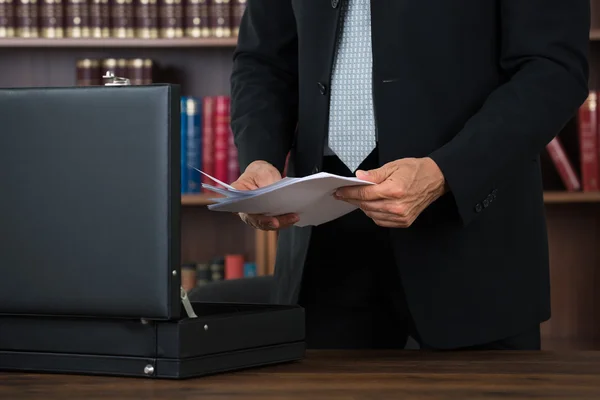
left=475, top=203, right=483, bottom=213
left=483, top=199, right=489, bottom=208
left=312, top=166, right=320, bottom=173
left=317, top=82, right=327, bottom=95
left=331, top=0, right=339, bottom=8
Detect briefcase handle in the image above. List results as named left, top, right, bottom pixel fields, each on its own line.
left=102, top=71, right=131, bottom=86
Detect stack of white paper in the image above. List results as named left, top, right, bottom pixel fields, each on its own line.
left=198, top=170, right=374, bottom=227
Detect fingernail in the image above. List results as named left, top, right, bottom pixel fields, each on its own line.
left=356, top=170, right=369, bottom=176
left=268, top=221, right=277, bottom=229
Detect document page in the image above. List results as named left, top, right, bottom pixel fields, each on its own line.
left=198, top=170, right=374, bottom=227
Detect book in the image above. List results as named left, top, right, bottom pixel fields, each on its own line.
left=577, top=91, right=599, bottom=191
left=546, top=137, right=581, bottom=191
left=65, top=0, right=90, bottom=38
left=184, top=96, right=202, bottom=193
left=40, top=0, right=64, bottom=38
left=0, top=0, right=244, bottom=39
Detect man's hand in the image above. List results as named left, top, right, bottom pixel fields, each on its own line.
left=230, top=160, right=299, bottom=230
left=334, top=157, right=447, bottom=228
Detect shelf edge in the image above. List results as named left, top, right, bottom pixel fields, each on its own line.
left=0, top=37, right=238, bottom=48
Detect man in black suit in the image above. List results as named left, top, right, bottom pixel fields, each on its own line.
left=229, top=0, right=590, bottom=350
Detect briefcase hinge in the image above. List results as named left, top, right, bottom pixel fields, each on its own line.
left=180, top=287, right=198, bottom=319
left=102, top=71, right=131, bottom=86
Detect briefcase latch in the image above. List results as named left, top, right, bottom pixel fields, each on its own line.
left=102, top=71, right=131, bottom=86
left=180, top=287, right=198, bottom=319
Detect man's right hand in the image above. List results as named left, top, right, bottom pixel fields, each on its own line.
left=230, top=160, right=299, bottom=231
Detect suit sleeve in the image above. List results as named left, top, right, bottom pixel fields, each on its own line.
left=230, top=0, right=299, bottom=174
left=428, top=0, right=590, bottom=226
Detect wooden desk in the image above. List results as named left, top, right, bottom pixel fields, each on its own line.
left=2, top=350, right=600, bottom=399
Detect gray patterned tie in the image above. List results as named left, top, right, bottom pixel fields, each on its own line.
left=327, top=0, right=377, bottom=173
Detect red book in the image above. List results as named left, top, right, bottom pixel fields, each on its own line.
left=213, top=96, right=230, bottom=186
left=577, top=91, right=599, bottom=191
left=546, top=137, right=581, bottom=191
left=201, top=96, right=214, bottom=191
left=224, top=254, right=244, bottom=280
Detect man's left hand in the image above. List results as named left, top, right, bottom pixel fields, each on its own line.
left=334, top=157, right=447, bottom=228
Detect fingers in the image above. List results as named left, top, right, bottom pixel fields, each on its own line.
left=344, top=198, right=407, bottom=217
left=245, top=160, right=283, bottom=188
left=335, top=179, right=402, bottom=201
left=240, top=213, right=299, bottom=231
left=230, top=178, right=257, bottom=191
left=342, top=199, right=415, bottom=228
left=231, top=160, right=283, bottom=191
left=230, top=161, right=294, bottom=230
left=355, top=165, right=392, bottom=184
left=335, top=184, right=381, bottom=201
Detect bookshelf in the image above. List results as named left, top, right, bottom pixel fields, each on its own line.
left=181, top=194, right=216, bottom=206
left=0, top=38, right=238, bottom=47
left=0, top=1, right=599, bottom=352
left=543, top=191, right=600, bottom=203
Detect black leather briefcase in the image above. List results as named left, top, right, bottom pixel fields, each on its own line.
left=0, top=77, right=305, bottom=379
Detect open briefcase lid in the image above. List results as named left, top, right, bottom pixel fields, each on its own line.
left=0, top=75, right=188, bottom=321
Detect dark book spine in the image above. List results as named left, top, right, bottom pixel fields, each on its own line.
left=135, top=0, right=158, bottom=38
left=209, top=257, right=225, bottom=282
left=229, top=0, right=244, bottom=37
left=158, top=0, right=182, bottom=38
left=101, top=57, right=117, bottom=77
left=209, top=0, right=230, bottom=38
left=76, top=58, right=101, bottom=86
left=0, top=0, right=15, bottom=37
left=128, top=58, right=144, bottom=84
left=90, top=0, right=110, bottom=38
left=115, top=57, right=127, bottom=76
left=195, top=262, right=210, bottom=286
left=15, top=0, right=38, bottom=38
left=185, top=97, right=202, bottom=193
left=111, top=0, right=134, bottom=38
left=180, top=96, right=188, bottom=194
left=143, top=58, right=153, bottom=84
left=184, top=0, right=209, bottom=38
left=40, top=0, right=64, bottom=38
left=65, top=0, right=91, bottom=38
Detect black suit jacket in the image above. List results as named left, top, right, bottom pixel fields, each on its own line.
left=230, top=0, right=590, bottom=348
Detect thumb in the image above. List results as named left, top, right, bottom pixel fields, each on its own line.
left=253, top=168, right=282, bottom=188
left=230, top=177, right=256, bottom=191
left=356, top=166, right=388, bottom=184
left=233, top=162, right=282, bottom=190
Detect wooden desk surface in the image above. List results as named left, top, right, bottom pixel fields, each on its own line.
left=2, top=350, right=600, bottom=399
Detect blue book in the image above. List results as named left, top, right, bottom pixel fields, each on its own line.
left=243, top=262, right=257, bottom=277
left=180, top=96, right=187, bottom=194
left=184, top=97, right=202, bottom=193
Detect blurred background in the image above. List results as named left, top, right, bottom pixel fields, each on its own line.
left=0, top=0, right=599, bottom=351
